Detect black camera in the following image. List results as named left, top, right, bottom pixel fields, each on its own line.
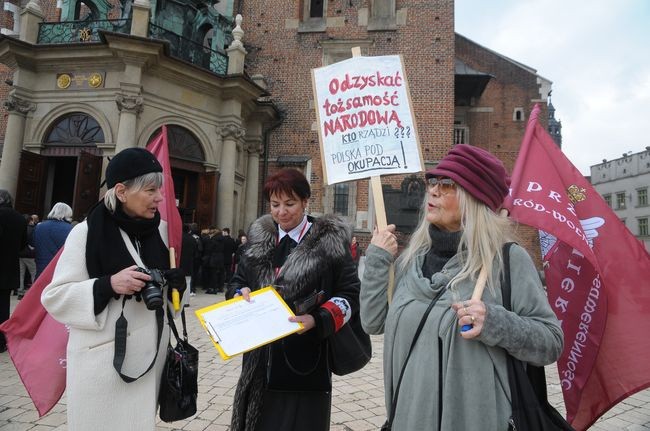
left=134, top=267, right=165, bottom=310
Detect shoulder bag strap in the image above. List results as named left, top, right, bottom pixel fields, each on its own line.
left=166, top=305, right=187, bottom=344
left=501, top=242, right=514, bottom=310
left=113, top=297, right=164, bottom=383
left=385, top=287, right=446, bottom=428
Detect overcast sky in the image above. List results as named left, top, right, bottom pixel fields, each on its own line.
left=455, top=0, right=650, bottom=176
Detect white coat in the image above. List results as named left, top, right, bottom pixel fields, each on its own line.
left=42, top=221, right=172, bottom=430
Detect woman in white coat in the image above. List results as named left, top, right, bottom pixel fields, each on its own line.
left=42, top=147, right=186, bottom=430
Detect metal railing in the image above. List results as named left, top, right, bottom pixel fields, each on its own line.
left=37, top=18, right=131, bottom=44
left=148, top=23, right=230, bottom=75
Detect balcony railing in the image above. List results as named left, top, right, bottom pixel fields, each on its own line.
left=454, top=125, right=469, bottom=145
left=37, top=19, right=131, bottom=44
left=149, top=23, right=229, bottom=75
left=36, top=17, right=233, bottom=76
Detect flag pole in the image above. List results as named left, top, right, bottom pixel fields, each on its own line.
left=169, top=247, right=180, bottom=311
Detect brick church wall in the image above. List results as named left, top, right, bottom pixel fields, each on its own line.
left=236, top=0, right=455, bottom=217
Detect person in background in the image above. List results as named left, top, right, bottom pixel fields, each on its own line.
left=360, top=144, right=563, bottom=430
left=199, top=227, right=211, bottom=291
left=233, top=234, right=247, bottom=272
left=227, top=168, right=361, bottom=431
left=180, top=223, right=198, bottom=298
left=41, top=147, right=186, bottom=430
left=202, top=227, right=225, bottom=294
left=17, top=213, right=37, bottom=298
left=190, top=223, right=203, bottom=294
left=222, top=227, right=237, bottom=288
left=0, top=190, right=28, bottom=353
left=235, top=229, right=247, bottom=247
left=33, top=202, right=74, bottom=278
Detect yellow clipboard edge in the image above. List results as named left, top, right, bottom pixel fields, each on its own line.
left=194, top=286, right=304, bottom=361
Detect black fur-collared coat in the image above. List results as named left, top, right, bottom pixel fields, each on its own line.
left=226, top=214, right=361, bottom=431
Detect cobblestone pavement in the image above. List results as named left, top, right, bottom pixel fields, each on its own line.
left=2, top=291, right=650, bottom=430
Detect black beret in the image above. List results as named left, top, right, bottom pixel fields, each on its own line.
left=105, top=147, right=163, bottom=188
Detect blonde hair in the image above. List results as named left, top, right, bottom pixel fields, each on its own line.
left=396, top=187, right=516, bottom=294
left=103, top=172, right=163, bottom=213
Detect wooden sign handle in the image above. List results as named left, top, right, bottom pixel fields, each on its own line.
left=352, top=46, right=395, bottom=302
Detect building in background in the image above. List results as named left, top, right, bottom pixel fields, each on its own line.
left=236, top=1, right=554, bottom=255
left=0, top=0, right=279, bottom=233
left=591, top=147, right=650, bottom=251
left=1, top=0, right=559, bottom=261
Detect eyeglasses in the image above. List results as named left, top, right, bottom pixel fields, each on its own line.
left=427, top=177, right=456, bottom=193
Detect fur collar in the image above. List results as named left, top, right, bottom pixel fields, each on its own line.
left=244, top=214, right=352, bottom=304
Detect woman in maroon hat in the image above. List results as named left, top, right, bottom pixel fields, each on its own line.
left=41, top=147, right=186, bottom=430
left=360, top=144, right=563, bottom=430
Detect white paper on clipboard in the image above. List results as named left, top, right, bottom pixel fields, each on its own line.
left=196, top=287, right=303, bottom=359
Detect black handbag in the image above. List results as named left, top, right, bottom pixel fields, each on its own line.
left=327, top=314, right=372, bottom=376
left=501, top=243, right=574, bottom=431
left=158, top=308, right=199, bottom=423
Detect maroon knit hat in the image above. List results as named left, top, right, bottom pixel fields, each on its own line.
left=426, top=145, right=509, bottom=211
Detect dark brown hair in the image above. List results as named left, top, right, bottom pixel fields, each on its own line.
left=263, top=168, right=311, bottom=201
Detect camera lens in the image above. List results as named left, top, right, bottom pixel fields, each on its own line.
left=141, top=285, right=163, bottom=310
left=134, top=268, right=164, bottom=310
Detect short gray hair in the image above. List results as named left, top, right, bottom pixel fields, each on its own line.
left=47, top=202, right=73, bottom=222
left=103, top=172, right=163, bottom=213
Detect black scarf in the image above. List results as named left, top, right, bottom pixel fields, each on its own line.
left=86, top=200, right=169, bottom=279
left=422, top=224, right=462, bottom=279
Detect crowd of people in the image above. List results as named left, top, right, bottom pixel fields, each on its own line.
left=0, top=144, right=565, bottom=431
left=179, top=224, right=247, bottom=295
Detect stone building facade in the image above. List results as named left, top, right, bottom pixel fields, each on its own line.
left=591, top=147, right=650, bottom=251
left=1, top=0, right=555, bottom=260
left=0, top=0, right=278, bottom=234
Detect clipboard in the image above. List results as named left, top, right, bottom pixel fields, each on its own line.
left=195, top=286, right=304, bottom=360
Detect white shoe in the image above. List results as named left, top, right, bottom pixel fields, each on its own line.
left=190, top=292, right=196, bottom=297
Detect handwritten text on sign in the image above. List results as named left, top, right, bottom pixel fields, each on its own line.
left=312, top=55, right=422, bottom=184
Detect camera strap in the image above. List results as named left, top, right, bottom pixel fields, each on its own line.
left=113, top=296, right=164, bottom=383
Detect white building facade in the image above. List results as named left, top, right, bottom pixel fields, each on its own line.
left=590, top=147, right=650, bottom=251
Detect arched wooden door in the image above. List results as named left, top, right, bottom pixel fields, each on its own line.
left=148, top=125, right=217, bottom=229
left=15, top=112, right=104, bottom=219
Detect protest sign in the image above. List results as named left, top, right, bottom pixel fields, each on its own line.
left=312, top=54, right=423, bottom=185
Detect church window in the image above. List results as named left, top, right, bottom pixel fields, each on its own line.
left=44, top=112, right=104, bottom=146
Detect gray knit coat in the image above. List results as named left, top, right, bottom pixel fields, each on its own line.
left=361, top=243, right=563, bottom=430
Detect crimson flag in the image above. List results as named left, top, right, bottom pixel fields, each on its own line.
left=0, top=249, right=66, bottom=416
left=503, top=104, right=650, bottom=430
left=147, top=125, right=183, bottom=266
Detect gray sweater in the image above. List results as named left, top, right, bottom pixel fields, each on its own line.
left=361, top=244, right=563, bottom=431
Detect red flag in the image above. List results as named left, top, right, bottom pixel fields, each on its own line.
left=146, top=125, right=183, bottom=266
left=0, top=249, right=66, bottom=416
left=504, top=104, right=650, bottom=430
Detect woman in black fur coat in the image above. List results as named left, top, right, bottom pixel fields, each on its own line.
left=226, top=168, right=361, bottom=431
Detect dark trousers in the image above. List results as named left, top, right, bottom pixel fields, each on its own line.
left=224, top=264, right=232, bottom=286
left=255, top=390, right=331, bottom=431
left=204, top=267, right=225, bottom=292
left=0, top=289, right=11, bottom=349
left=191, top=259, right=202, bottom=292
